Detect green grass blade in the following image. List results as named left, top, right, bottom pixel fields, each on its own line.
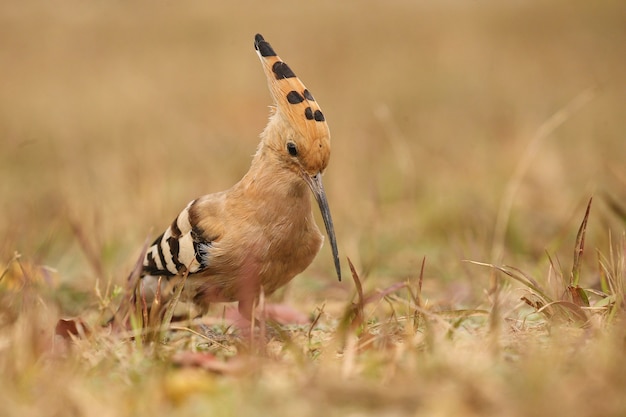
left=571, top=197, right=592, bottom=287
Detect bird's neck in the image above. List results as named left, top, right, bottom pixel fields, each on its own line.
left=236, top=145, right=310, bottom=206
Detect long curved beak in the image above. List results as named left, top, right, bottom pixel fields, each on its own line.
left=303, top=172, right=341, bottom=281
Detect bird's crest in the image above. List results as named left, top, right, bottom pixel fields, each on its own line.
left=254, top=34, right=329, bottom=143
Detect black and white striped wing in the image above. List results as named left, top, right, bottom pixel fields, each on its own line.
left=142, top=200, right=212, bottom=277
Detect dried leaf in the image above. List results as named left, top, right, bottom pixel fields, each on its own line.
left=521, top=296, right=550, bottom=318
left=567, top=285, right=590, bottom=307
left=55, top=318, right=90, bottom=339
left=537, top=300, right=589, bottom=325
left=347, top=257, right=365, bottom=327
left=467, top=260, right=552, bottom=302
left=347, top=257, right=364, bottom=309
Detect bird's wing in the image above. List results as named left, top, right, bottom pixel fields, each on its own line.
left=142, top=196, right=223, bottom=277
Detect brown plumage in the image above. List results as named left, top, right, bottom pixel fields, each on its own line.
left=138, top=34, right=340, bottom=319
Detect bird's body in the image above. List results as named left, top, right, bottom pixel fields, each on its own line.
left=136, top=34, right=340, bottom=319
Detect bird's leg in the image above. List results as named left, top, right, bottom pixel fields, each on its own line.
left=237, top=296, right=256, bottom=323
left=235, top=258, right=263, bottom=322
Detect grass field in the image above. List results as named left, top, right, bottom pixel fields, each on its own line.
left=2, top=1, right=626, bottom=416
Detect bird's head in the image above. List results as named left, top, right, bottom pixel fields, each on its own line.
left=254, top=33, right=340, bottom=282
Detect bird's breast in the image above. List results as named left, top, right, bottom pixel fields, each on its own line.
left=254, top=201, right=323, bottom=294
left=189, top=175, right=324, bottom=305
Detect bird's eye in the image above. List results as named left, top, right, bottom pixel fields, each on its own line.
left=287, top=142, right=298, bottom=157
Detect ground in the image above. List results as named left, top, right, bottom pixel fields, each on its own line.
left=1, top=1, right=626, bottom=416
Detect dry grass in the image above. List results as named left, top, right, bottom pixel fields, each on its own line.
left=2, top=0, right=626, bottom=416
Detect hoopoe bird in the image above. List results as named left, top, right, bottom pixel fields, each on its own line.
left=137, top=34, right=341, bottom=321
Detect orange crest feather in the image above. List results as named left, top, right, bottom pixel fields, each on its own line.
left=254, top=34, right=329, bottom=143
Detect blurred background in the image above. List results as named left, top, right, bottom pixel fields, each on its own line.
left=1, top=0, right=625, bottom=312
